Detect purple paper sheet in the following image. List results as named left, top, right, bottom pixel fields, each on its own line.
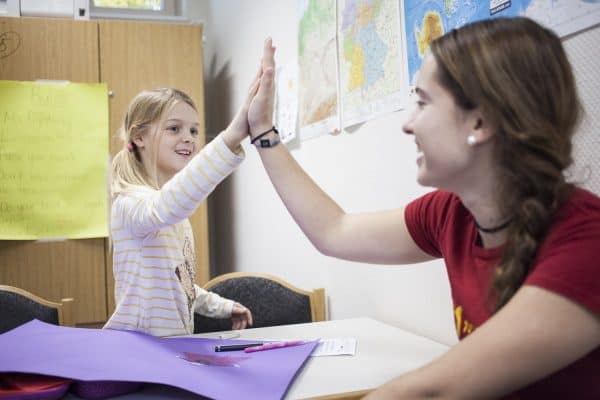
left=0, top=320, right=318, bottom=400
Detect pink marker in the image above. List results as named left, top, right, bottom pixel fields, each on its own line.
left=244, top=340, right=306, bottom=353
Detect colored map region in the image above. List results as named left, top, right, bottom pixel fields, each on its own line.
left=339, top=0, right=404, bottom=127
left=404, top=0, right=600, bottom=85
left=298, top=0, right=339, bottom=139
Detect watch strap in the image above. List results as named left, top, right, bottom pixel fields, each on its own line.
left=251, top=126, right=280, bottom=148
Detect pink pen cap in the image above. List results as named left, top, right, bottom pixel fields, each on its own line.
left=244, top=340, right=306, bottom=353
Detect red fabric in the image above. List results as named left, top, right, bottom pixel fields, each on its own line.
left=0, top=374, right=142, bottom=400
left=404, top=187, right=600, bottom=399
left=0, top=373, right=71, bottom=399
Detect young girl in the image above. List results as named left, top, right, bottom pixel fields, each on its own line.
left=254, top=19, right=599, bottom=398
left=104, top=39, right=275, bottom=337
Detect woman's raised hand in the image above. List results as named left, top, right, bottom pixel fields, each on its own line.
left=248, top=38, right=276, bottom=139
left=221, top=37, right=275, bottom=152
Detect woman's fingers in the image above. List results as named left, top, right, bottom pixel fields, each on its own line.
left=261, top=37, right=276, bottom=70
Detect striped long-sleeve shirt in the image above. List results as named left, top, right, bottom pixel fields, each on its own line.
left=104, top=136, right=244, bottom=337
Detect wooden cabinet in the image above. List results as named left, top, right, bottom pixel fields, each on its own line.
left=0, top=16, right=209, bottom=325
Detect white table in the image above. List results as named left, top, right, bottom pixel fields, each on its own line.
left=194, top=317, right=449, bottom=399
left=65, top=318, right=449, bottom=399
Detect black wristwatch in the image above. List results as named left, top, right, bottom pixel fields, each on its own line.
left=251, top=126, right=280, bottom=148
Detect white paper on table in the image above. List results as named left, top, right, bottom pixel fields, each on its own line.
left=311, top=338, right=356, bottom=357
left=234, top=336, right=357, bottom=357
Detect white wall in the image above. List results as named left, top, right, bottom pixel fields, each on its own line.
left=188, top=0, right=599, bottom=346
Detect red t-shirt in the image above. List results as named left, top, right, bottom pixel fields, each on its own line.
left=405, top=187, right=600, bottom=399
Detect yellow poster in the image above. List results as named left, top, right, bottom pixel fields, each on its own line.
left=0, top=80, right=108, bottom=239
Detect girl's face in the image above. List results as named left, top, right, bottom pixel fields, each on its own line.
left=402, top=54, right=482, bottom=192
left=154, top=101, right=200, bottom=185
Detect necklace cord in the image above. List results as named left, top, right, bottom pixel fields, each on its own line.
left=474, top=218, right=512, bottom=233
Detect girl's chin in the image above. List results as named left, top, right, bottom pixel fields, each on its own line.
left=176, top=159, right=192, bottom=168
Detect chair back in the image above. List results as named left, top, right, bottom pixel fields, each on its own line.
left=0, top=285, right=74, bottom=334
left=194, top=272, right=325, bottom=334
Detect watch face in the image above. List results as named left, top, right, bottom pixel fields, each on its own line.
left=254, top=129, right=280, bottom=148
left=260, top=137, right=280, bottom=147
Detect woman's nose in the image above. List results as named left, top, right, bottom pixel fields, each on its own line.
left=402, top=117, right=414, bottom=136
left=402, top=96, right=418, bottom=135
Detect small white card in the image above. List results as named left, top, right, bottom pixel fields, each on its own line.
left=311, top=338, right=356, bottom=357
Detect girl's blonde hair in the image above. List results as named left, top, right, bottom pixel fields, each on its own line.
left=110, top=88, right=197, bottom=197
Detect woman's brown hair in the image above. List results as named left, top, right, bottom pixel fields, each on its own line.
left=430, top=17, right=582, bottom=310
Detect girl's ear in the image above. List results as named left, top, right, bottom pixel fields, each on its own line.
left=131, top=133, right=145, bottom=149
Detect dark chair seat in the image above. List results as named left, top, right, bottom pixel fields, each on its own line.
left=0, top=285, right=74, bottom=334
left=194, top=272, right=326, bottom=334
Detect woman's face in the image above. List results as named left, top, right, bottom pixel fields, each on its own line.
left=402, top=54, right=481, bottom=192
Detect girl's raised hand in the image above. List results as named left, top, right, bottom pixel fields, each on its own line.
left=221, top=66, right=261, bottom=152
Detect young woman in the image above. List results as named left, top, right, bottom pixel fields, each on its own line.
left=253, top=18, right=599, bottom=398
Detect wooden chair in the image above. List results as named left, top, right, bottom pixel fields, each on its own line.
left=194, top=272, right=326, bottom=334
left=0, top=285, right=75, bottom=334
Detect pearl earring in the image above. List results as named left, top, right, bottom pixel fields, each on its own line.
left=467, top=135, right=477, bottom=146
